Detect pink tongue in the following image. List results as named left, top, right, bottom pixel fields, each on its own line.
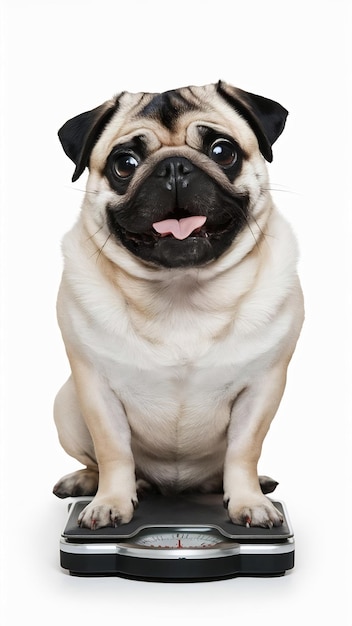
left=152, top=216, right=207, bottom=240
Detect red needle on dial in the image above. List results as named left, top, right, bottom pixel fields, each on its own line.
left=177, top=539, right=182, bottom=548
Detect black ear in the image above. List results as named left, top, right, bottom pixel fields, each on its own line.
left=216, top=81, right=288, bottom=162
left=58, top=96, right=121, bottom=182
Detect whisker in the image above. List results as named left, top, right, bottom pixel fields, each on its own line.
left=64, top=185, right=98, bottom=195
left=94, top=233, right=112, bottom=263
left=86, top=226, right=104, bottom=245
left=85, top=227, right=112, bottom=262
left=263, top=185, right=301, bottom=195
left=244, top=214, right=264, bottom=250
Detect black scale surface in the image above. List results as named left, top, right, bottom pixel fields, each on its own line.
left=62, top=493, right=293, bottom=542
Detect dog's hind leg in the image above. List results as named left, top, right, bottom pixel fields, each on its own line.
left=53, top=376, right=98, bottom=498
left=53, top=468, right=98, bottom=498
left=258, top=475, right=278, bottom=494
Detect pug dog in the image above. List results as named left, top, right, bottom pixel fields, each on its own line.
left=53, top=81, right=304, bottom=530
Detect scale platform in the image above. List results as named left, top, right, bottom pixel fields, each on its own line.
left=60, top=494, right=294, bottom=581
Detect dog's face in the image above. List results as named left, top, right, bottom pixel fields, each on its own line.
left=59, top=82, right=288, bottom=268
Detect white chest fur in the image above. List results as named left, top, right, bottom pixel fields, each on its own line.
left=57, top=209, right=301, bottom=490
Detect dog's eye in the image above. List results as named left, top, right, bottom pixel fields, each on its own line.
left=113, top=153, right=140, bottom=178
left=209, top=139, right=238, bottom=168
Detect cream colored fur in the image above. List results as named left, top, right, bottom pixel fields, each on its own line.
left=54, top=86, right=304, bottom=529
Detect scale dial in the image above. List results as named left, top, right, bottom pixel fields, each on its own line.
left=132, top=529, right=225, bottom=549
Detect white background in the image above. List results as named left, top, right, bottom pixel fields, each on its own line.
left=1, top=0, right=351, bottom=622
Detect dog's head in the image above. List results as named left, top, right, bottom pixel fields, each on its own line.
left=58, top=82, right=288, bottom=268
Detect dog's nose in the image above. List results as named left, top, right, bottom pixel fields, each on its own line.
left=154, top=157, right=194, bottom=197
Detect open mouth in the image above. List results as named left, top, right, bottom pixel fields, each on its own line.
left=117, top=214, right=237, bottom=247
left=107, top=195, right=249, bottom=268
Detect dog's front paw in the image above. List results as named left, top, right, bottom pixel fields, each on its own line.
left=224, top=493, right=284, bottom=528
left=78, top=494, right=138, bottom=529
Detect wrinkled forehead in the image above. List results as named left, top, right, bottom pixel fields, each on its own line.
left=136, top=86, right=210, bottom=130
left=92, top=84, right=256, bottom=160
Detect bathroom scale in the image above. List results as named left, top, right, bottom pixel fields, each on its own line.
left=59, top=493, right=295, bottom=581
